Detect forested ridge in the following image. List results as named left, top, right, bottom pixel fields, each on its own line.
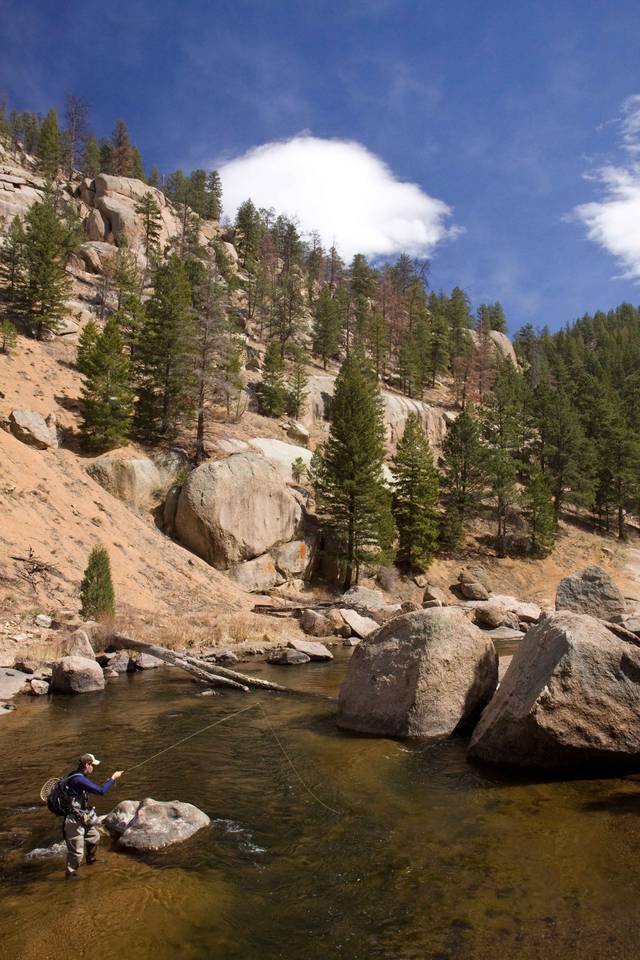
left=2, top=94, right=640, bottom=590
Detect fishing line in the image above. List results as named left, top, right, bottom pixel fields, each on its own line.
left=125, top=704, right=258, bottom=771
left=122, top=700, right=342, bottom=817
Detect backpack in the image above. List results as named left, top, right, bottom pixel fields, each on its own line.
left=46, top=773, right=82, bottom=817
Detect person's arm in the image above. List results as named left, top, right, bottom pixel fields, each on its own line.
left=73, top=773, right=119, bottom=796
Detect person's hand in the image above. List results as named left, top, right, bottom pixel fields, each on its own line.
left=112, top=771, right=124, bottom=780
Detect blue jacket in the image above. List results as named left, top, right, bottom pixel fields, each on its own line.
left=67, top=772, right=115, bottom=807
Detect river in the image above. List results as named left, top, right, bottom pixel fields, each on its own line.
left=2, top=651, right=640, bottom=959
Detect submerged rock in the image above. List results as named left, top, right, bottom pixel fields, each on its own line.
left=469, top=611, right=640, bottom=769
left=337, top=607, right=497, bottom=738
left=104, top=798, right=210, bottom=851
left=268, top=648, right=311, bottom=666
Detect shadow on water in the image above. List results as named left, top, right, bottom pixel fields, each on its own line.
left=3, top=655, right=640, bottom=959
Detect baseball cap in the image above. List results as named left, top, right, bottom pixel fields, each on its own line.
left=80, top=753, right=101, bottom=766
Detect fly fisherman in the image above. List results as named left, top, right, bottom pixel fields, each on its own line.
left=62, top=753, right=123, bottom=879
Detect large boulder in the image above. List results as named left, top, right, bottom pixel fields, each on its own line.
left=288, top=637, right=333, bottom=661
left=61, top=629, right=95, bottom=660
left=87, top=449, right=187, bottom=510
left=555, top=566, right=626, bottom=622
left=337, top=607, right=498, bottom=738
left=103, top=798, right=209, bottom=851
left=228, top=554, right=284, bottom=593
left=468, top=611, right=640, bottom=769
left=51, top=656, right=105, bottom=694
left=9, top=409, right=58, bottom=449
left=339, top=609, right=379, bottom=638
left=175, top=453, right=302, bottom=567
left=272, top=539, right=314, bottom=578
left=340, top=586, right=387, bottom=616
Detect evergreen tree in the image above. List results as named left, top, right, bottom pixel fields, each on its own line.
left=76, top=317, right=99, bottom=374
left=312, top=286, right=341, bottom=368
left=112, top=119, right=133, bottom=176
left=134, top=192, right=162, bottom=260
left=234, top=199, right=263, bottom=266
left=148, top=165, right=161, bottom=188
left=257, top=339, right=287, bottom=417
left=0, top=320, right=17, bottom=353
left=522, top=468, right=556, bottom=557
left=426, top=292, right=450, bottom=385
left=131, top=146, right=145, bottom=181
left=439, top=409, right=486, bottom=547
left=447, top=286, right=472, bottom=363
left=367, top=308, right=388, bottom=380
left=286, top=347, right=308, bottom=418
left=79, top=317, right=134, bottom=451
left=188, top=252, right=227, bottom=461
left=480, top=359, right=525, bottom=556
left=312, top=353, right=393, bottom=589
left=81, top=136, right=101, bottom=178
left=0, top=215, right=25, bottom=313
left=134, top=255, right=196, bottom=438
left=17, top=186, right=78, bottom=339
left=205, top=170, right=222, bottom=220
left=99, top=138, right=114, bottom=174
left=80, top=546, right=115, bottom=620
left=391, top=413, right=440, bottom=568
left=36, top=108, right=62, bottom=178
left=534, top=385, right=594, bottom=524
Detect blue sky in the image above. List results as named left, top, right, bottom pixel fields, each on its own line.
left=3, top=0, right=640, bottom=334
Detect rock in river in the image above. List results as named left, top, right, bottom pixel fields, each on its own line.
left=104, top=798, right=210, bottom=851
left=51, top=656, right=105, bottom=694
left=468, top=611, right=640, bottom=769
left=337, top=607, right=497, bottom=738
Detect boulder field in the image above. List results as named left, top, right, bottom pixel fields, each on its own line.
left=337, top=607, right=498, bottom=738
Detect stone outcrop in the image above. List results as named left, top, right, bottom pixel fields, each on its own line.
left=228, top=554, right=284, bottom=593
left=51, top=656, right=105, bottom=694
left=337, top=607, right=498, bottom=738
left=87, top=448, right=188, bottom=510
left=9, top=409, right=58, bottom=450
left=555, top=566, right=626, bottom=622
left=304, top=374, right=449, bottom=450
left=175, top=453, right=303, bottom=567
left=468, top=611, right=640, bottom=769
left=103, top=798, right=210, bottom=851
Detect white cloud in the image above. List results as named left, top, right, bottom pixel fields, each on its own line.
left=573, top=95, right=640, bottom=279
left=217, top=135, right=459, bottom=261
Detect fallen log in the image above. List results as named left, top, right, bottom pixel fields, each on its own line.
left=109, top=633, right=287, bottom=693
left=109, top=633, right=249, bottom=692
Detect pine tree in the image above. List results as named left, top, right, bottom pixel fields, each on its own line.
left=17, top=186, right=78, bottom=339
left=111, top=119, right=133, bottom=176
left=134, top=191, right=162, bottom=260
left=522, top=468, right=555, bottom=557
left=286, top=347, right=308, bottom=418
left=480, top=359, right=524, bottom=556
left=81, top=136, right=101, bottom=178
left=426, top=293, right=450, bottom=385
left=80, top=546, right=115, bottom=621
left=62, top=95, right=89, bottom=173
left=534, top=385, right=594, bottom=524
left=367, top=308, right=388, bottom=380
left=0, top=320, right=17, bottom=353
left=79, top=317, right=134, bottom=451
left=76, top=317, right=99, bottom=374
left=257, top=339, right=287, bottom=416
left=36, top=108, right=61, bottom=178
left=205, top=170, right=222, bottom=220
left=99, top=138, right=114, bottom=174
left=312, top=286, right=341, bottom=368
left=312, top=353, right=393, bottom=589
left=131, top=146, right=145, bottom=181
left=134, top=255, right=196, bottom=438
left=0, top=215, right=25, bottom=314
left=148, top=165, right=161, bottom=188
left=188, top=252, right=227, bottom=461
left=234, top=199, right=262, bottom=266
left=447, top=286, right=472, bottom=364
left=439, top=409, right=486, bottom=547
left=391, top=413, right=440, bottom=569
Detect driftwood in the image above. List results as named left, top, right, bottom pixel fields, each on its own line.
left=110, top=633, right=287, bottom=693
left=110, top=633, right=249, bottom=691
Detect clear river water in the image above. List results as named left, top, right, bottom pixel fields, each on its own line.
left=2, top=650, right=640, bottom=960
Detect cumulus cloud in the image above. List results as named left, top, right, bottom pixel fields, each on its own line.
left=573, top=95, right=640, bottom=279
left=218, top=135, right=458, bottom=261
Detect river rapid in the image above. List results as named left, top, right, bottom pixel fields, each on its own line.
left=2, top=651, right=640, bottom=960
